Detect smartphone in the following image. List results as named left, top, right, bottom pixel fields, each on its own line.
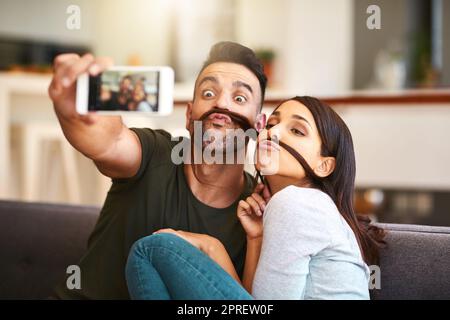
left=76, top=66, right=174, bottom=115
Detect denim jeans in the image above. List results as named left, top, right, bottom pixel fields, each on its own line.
left=125, top=233, right=253, bottom=300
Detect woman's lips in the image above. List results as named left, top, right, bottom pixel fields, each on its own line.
left=258, top=140, right=280, bottom=151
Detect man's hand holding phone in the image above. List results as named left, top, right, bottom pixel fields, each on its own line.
left=48, top=53, right=142, bottom=179
left=48, top=53, right=114, bottom=124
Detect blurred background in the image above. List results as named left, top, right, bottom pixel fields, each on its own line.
left=0, top=0, right=449, bottom=226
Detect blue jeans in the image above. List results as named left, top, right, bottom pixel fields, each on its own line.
left=125, top=233, right=253, bottom=300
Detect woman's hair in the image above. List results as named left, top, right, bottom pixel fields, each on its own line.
left=288, top=96, right=386, bottom=265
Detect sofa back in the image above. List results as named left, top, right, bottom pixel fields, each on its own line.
left=0, top=200, right=98, bottom=299
left=372, top=223, right=450, bottom=299
left=0, top=200, right=449, bottom=299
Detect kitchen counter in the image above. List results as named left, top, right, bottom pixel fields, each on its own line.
left=1, top=71, right=450, bottom=202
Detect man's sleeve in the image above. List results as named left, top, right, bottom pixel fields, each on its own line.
left=111, top=127, right=170, bottom=184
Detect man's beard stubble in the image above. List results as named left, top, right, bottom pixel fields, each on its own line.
left=188, top=107, right=254, bottom=155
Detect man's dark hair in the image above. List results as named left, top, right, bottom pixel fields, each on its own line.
left=198, top=41, right=267, bottom=108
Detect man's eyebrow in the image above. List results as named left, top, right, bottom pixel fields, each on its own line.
left=270, top=111, right=312, bottom=128
left=198, top=76, right=218, bottom=87
left=233, top=80, right=253, bottom=94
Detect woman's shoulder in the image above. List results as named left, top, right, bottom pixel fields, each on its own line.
left=268, top=186, right=358, bottom=241
left=263, top=186, right=336, bottom=251
left=269, top=185, right=337, bottom=213
left=265, top=186, right=343, bottom=232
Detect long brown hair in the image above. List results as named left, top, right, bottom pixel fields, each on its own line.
left=281, top=96, right=386, bottom=265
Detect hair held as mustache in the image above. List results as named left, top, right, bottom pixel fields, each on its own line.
left=197, top=107, right=252, bottom=131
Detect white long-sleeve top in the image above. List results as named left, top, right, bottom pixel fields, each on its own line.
left=252, top=185, right=370, bottom=300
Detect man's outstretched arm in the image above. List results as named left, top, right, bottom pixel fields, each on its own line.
left=48, top=53, right=142, bottom=179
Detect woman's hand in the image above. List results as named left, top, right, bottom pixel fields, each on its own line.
left=153, top=228, right=220, bottom=255
left=237, top=183, right=271, bottom=240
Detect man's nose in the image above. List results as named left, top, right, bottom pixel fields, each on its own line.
left=215, top=92, right=231, bottom=110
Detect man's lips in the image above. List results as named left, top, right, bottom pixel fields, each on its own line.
left=208, top=113, right=232, bottom=126
left=258, top=139, right=280, bottom=151
left=198, top=107, right=252, bottom=131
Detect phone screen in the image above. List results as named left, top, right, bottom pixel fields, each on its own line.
left=88, top=70, right=160, bottom=112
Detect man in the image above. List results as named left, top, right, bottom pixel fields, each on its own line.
left=107, top=75, right=132, bottom=110
left=48, top=42, right=267, bottom=299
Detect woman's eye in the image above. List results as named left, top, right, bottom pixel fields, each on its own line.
left=291, top=128, right=304, bottom=136
left=265, top=123, right=275, bottom=129
left=235, top=95, right=247, bottom=103
left=203, top=90, right=215, bottom=98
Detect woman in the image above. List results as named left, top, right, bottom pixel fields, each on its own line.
left=125, top=96, right=385, bottom=300
left=127, top=80, right=154, bottom=112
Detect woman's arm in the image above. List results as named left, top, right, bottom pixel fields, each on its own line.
left=242, top=236, right=262, bottom=293
left=236, top=183, right=271, bottom=293
left=203, top=238, right=242, bottom=285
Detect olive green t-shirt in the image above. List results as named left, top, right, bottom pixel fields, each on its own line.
left=53, top=128, right=255, bottom=299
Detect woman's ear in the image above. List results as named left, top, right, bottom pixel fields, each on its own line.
left=185, top=102, right=193, bottom=131
left=314, top=157, right=336, bottom=178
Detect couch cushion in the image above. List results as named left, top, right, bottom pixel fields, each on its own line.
left=1, top=200, right=449, bottom=299
left=372, top=223, right=450, bottom=300
left=0, top=200, right=99, bottom=299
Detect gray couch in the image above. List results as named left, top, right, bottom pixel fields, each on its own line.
left=0, top=200, right=449, bottom=300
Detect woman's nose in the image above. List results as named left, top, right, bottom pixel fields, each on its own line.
left=267, top=128, right=280, bottom=142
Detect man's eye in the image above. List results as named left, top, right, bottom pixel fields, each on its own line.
left=235, top=95, right=247, bottom=103
left=203, top=90, right=215, bottom=98
left=291, top=128, right=304, bottom=136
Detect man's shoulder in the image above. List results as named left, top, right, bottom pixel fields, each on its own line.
left=130, top=128, right=189, bottom=148
left=130, top=127, right=172, bottom=141
left=154, top=128, right=173, bottom=140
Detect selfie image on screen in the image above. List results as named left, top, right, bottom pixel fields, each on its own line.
left=89, top=70, right=159, bottom=112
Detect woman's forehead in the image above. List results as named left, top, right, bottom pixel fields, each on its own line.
left=271, top=100, right=315, bottom=124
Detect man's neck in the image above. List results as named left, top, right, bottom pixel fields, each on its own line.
left=184, top=162, right=245, bottom=209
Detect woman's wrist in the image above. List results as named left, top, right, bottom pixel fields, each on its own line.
left=246, top=234, right=263, bottom=242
